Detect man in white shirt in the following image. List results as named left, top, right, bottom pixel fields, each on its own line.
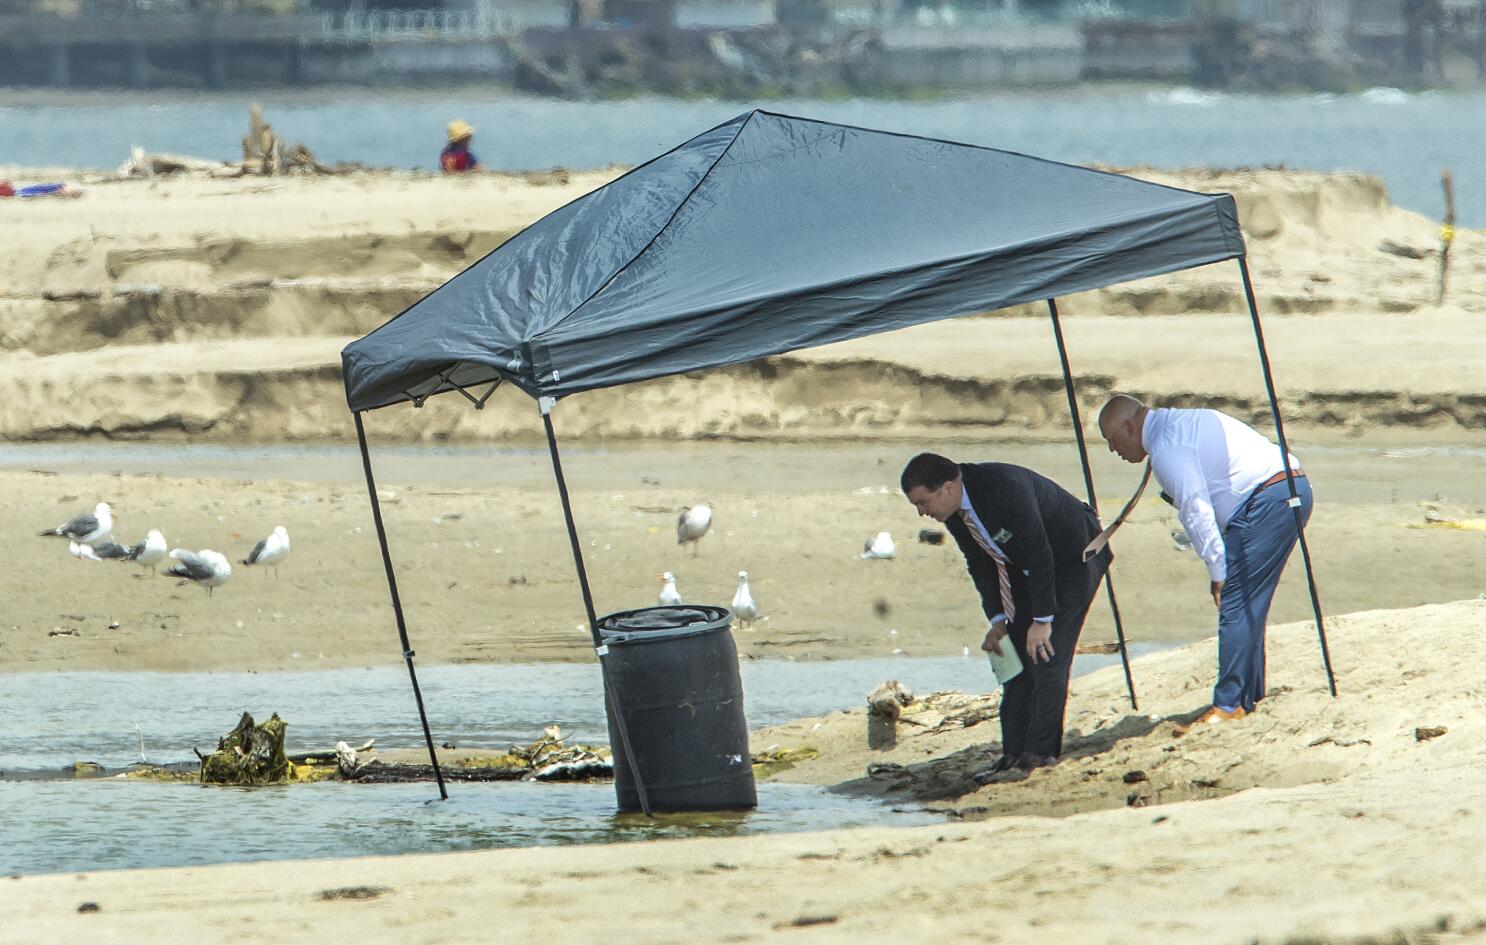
left=1097, top=394, right=1314, bottom=729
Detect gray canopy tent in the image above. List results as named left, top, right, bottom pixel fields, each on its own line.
left=343, top=110, right=1333, bottom=808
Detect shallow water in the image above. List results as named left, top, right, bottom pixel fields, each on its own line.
left=0, top=779, right=943, bottom=876
left=0, top=655, right=1143, bottom=773
left=0, top=655, right=1147, bottom=875
left=3, top=438, right=1483, bottom=500
left=2, top=88, right=1482, bottom=224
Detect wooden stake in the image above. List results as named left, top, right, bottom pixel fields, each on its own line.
left=1438, top=169, right=1455, bottom=304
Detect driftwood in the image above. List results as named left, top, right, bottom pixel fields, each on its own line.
left=348, top=728, right=614, bottom=784
left=199, top=712, right=289, bottom=785
left=116, top=146, right=240, bottom=179
left=867, top=680, right=914, bottom=750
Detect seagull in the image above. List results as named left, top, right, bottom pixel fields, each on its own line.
left=165, top=548, right=232, bottom=597
left=127, top=529, right=168, bottom=574
left=40, top=502, right=113, bottom=545
left=859, top=531, right=896, bottom=560
left=676, top=504, right=712, bottom=558
left=731, top=570, right=758, bottom=628
left=68, top=540, right=103, bottom=562
left=241, top=525, right=291, bottom=579
left=91, top=540, right=133, bottom=561
left=658, top=571, right=683, bottom=606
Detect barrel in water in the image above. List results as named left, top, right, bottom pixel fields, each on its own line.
left=597, top=605, right=757, bottom=812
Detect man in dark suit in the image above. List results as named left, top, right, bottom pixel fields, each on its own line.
left=901, top=452, right=1110, bottom=777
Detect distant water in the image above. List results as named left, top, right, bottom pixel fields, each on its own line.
left=1, top=87, right=1482, bottom=225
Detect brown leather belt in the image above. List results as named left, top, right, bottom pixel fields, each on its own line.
left=1254, top=468, right=1304, bottom=494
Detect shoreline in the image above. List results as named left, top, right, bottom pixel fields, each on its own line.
left=9, top=600, right=1486, bottom=944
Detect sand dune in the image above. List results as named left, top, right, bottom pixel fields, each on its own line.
left=3, top=305, right=1484, bottom=442
left=2, top=164, right=1482, bottom=444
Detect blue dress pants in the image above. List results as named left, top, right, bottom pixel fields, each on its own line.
left=1214, top=476, right=1314, bottom=712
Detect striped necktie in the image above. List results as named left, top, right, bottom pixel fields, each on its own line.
left=960, top=510, right=1015, bottom=622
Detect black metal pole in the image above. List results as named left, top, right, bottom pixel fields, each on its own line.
left=540, top=399, right=654, bottom=816
left=354, top=411, right=449, bottom=799
left=1238, top=258, right=1337, bottom=697
left=1047, top=299, right=1139, bottom=710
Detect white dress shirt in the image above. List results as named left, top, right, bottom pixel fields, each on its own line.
left=1142, top=407, right=1298, bottom=582
left=959, top=488, right=1053, bottom=624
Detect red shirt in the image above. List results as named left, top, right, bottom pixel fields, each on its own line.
left=440, top=144, right=479, bottom=173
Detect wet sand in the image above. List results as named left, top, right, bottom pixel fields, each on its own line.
left=2, top=437, right=1482, bottom=673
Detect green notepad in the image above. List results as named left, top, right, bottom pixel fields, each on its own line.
left=986, top=645, right=1023, bottom=686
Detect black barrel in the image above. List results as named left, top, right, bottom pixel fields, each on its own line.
left=597, top=604, right=757, bottom=812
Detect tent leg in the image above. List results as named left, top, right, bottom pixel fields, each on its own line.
left=540, top=400, right=655, bottom=817
left=1046, top=299, right=1139, bottom=711
left=1238, top=258, right=1337, bottom=697
left=354, top=411, right=449, bottom=800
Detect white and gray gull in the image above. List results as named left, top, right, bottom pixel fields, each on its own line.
left=731, top=570, right=759, bottom=629
left=676, top=504, right=712, bottom=558
left=165, top=548, right=233, bottom=597
left=241, top=525, right=291, bottom=579
left=127, top=529, right=168, bottom=574
left=91, top=540, right=133, bottom=561
left=40, top=502, right=113, bottom=545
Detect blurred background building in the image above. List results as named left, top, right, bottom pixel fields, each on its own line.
left=0, top=0, right=1481, bottom=94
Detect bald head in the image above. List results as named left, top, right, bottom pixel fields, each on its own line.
left=1098, top=395, right=1148, bottom=464
left=1098, top=395, right=1144, bottom=431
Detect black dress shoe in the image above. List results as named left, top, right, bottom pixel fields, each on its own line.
left=969, top=754, right=1022, bottom=785
left=1015, top=752, right=1058, bottom=771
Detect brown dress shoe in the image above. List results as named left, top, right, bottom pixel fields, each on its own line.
left=1174, top=705, right=1247, bottom=737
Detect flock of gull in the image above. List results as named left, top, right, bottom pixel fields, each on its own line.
left=658, top=503, right=931, bottom=630
left=40, top=495, right=924, bottom=623
left=659, top=504, right=762, bottom=625
left=40, top=501, right=292, bottom=596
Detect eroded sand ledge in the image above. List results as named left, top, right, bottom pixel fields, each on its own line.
left=2, top=165, right=1483, bottom=442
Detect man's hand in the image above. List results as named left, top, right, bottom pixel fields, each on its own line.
left=980, top=617, right=1009, bottom=656
left=1027, top=621, right=1054, bottom=664
left=1210, top=580, right=1224, bottom=608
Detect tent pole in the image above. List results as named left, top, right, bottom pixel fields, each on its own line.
left=354, top=411, right=449, bottom=800
left=1237, top=258, right=1337, bottom=697
left=1046, top=299, right=1139, bottom=711
left=539, top=397, right=655, bottom=816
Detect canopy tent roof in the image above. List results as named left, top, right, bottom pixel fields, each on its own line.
left=342, top=110, right=1245, bottom=412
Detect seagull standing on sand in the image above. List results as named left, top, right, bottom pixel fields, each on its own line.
left=165, top=548, right=233, bottom=597
left=731, top=571, right=758, bottom=629
left=40, top=502, right=113, bottom=545
left=127, top=529, right=168, bottom=574
left=658, top=571, right=684, bottom=606
left=241, top=525, right=291, bottom=579
left=860, top=531, right=896, bottom=560
left=676, top=504, right=712, bottom=558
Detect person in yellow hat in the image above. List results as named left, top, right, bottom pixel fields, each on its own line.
left=440, top=120, right=480, bottom=173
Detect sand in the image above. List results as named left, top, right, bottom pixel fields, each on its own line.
left=3, top=434, right=1485, bottom=672
left=1, top=164, right=1483, bottom=443
left=9, top=600, right=1486, bottom=944
left=5, top=161, right=1486, bottom=943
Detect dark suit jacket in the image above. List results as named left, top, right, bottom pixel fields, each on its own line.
left=944, top=462, right=1109, bottom=631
